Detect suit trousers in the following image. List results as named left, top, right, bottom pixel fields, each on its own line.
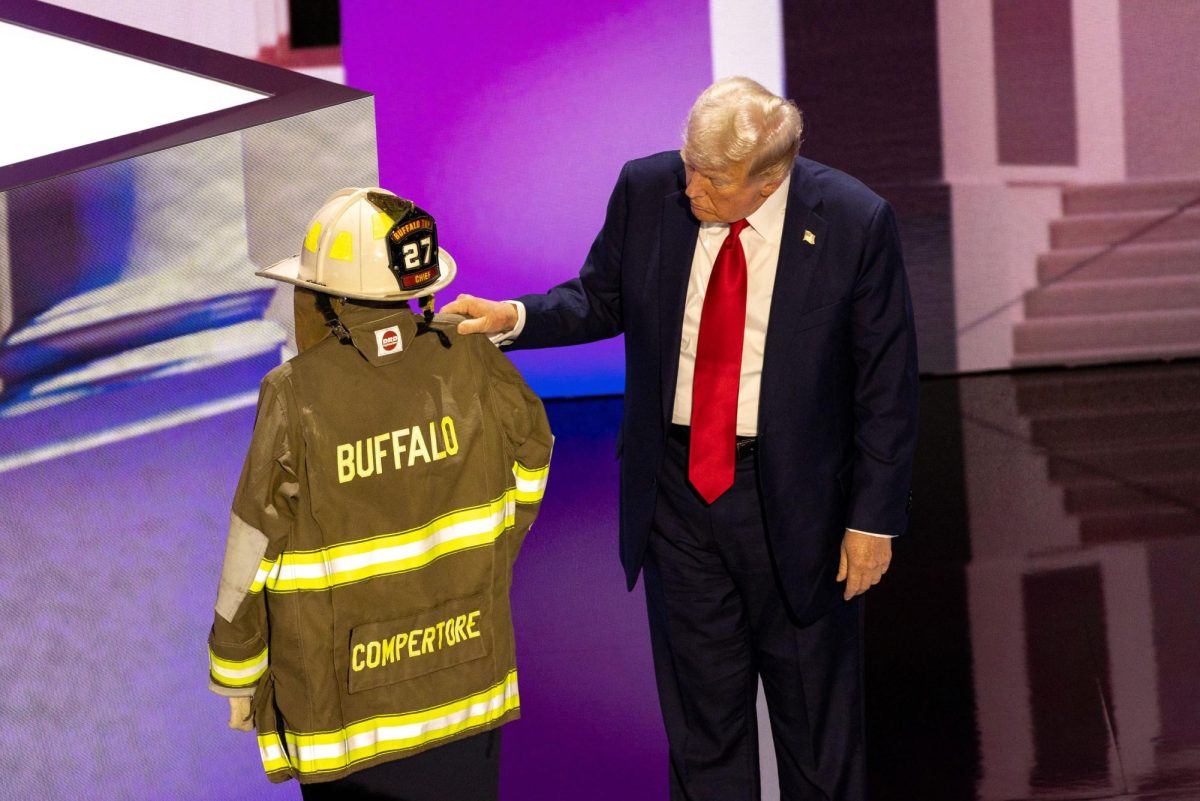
left=644, top=431, right=866, bottom=801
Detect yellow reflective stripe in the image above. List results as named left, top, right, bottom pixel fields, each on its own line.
left=328, top=231, right=353, bottom=262
left=513, top=461, right=549, bottom=504
left=265, top=494, right=516, bottom=593
left=247, top=556, right=280, bottom=594
left=304, top=222, right=322, bottom=253
left=280, top=671, right=519, bottom=776
left=371, top=211, right=395, bottom=239
left=257, top=732, right=292, bottom=774
left=209, top=646, right=268, bottom=686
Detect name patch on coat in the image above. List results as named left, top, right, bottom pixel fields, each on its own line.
left=348, top=594, right=490, bottom=693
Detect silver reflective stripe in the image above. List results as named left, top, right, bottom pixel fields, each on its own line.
left=215, top=512, right=269, bottom=622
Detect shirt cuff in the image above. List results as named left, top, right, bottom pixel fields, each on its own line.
left=847, top=528, right=895, bottom=539
left=489, top=300, right=526, bottom=346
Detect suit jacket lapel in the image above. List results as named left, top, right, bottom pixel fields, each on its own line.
left=758, top=162, right=826, bottom=438
left=659, top=181, right=700, bottom=425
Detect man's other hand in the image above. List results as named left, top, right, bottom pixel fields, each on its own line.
left=228, top=696, right=254, bottom=732
left=836, top=529, right=892, bottom=601
left=441, top=294, right=519, bottom=336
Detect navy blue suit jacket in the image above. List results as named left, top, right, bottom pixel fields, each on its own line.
left=512, top=152, right=918, bottom=624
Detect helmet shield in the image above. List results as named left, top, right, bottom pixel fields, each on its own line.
left=383, top=201, right=442, bottom=293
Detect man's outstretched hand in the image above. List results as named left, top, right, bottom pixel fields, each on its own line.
left=836, top=529, right=892, bottom=601
left=441, top=294, right=519, bottom=337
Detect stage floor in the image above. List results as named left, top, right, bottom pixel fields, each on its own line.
left=511, top=360, right=1200, bottom=801
left=1, top=359, right=1197, bottom=800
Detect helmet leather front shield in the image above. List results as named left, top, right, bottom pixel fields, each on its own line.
left=382, top=202, right=442, bottom=293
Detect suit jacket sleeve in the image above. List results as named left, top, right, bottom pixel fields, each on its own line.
left=508, top=163, right=630, bottom=349
left=847, top=200, right=918, bottom=537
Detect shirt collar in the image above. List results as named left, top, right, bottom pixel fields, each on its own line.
left=746, top=172, right=790, bottom=244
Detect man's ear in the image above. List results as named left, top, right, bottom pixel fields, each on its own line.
left=759, top=179, right=782, bottom=197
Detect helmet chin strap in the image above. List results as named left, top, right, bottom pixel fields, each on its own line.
left=315, top=294, right=353, bottom=344
left=317, top=292, right=450, bottom=349
left=415, top=293, right=451, bottom=348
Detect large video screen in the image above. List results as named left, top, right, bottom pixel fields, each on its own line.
left=347, top=0, right=1200, bottom=386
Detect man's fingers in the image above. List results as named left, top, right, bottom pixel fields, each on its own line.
left=441, top=294, right=475, bottom=316
left=836, top=548, right=848, bottom=582
left=845, top=574, right=868, bottom=600
left=843, top=560, right=889, bottom=599
left=456, top=316, right=490, bottom=335
left=839, top=530, right=893, bottom=599
left=843, top=562, right=860, bottom=599
left=443, top=294, right=517, bottom=336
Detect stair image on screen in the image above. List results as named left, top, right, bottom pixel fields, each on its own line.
left=1014, top=181, right=1200, bottom=368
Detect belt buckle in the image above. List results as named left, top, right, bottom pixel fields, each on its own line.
left=735, top=437, right=757, bottom=460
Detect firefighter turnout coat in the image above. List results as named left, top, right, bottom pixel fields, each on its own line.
left=207, top=303, right=552, bottom=784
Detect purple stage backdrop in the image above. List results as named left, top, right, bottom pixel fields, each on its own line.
left=343, top=0, right=714, bottom=397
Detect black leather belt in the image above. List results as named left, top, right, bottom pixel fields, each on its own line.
left=669, top=424, right=758, bottom=460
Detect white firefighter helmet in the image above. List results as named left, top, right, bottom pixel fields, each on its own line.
left=257, top=187, right=456, bottom=301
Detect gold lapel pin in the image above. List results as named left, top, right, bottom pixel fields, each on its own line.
left=803, top=230, right=816, bottom=245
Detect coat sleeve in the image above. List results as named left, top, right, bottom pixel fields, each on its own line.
left=481, top=343, right=554, bottom=546
left=207, top=375, right=297, bottom=697
left=508, top=162, right=629, bottom=349
left=847, top=200, right=919, bottom=537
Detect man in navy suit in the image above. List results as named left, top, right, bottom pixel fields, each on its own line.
left=445, top=77, right=917, bottom=801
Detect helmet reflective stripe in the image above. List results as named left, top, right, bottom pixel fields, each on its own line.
left=328, top=231, right=354, bottom=263
left=304, top=223, right=322, bottom=253
left=299, top=188, right=370, bottom=294
left=371, top=211, right=395, bottom=240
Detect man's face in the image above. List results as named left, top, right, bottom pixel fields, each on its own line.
left=683, top=158, right=781, bottom=224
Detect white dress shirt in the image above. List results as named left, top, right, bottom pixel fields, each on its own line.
left=671, top=174, right=790, bottom=437
left=498, top=174, right=891, bottom=538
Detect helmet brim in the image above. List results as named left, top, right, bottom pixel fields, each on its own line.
left=256, top=248, right=457, bottom=301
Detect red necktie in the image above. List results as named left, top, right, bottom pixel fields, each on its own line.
left=689, top=219, right=749, bottom=503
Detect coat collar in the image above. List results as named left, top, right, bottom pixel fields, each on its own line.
left=338, top=302, right=419, bottom=367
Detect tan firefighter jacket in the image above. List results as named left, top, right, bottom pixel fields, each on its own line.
left=206, top=303, right=552, bottom=785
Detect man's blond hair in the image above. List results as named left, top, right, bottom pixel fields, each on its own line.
left=681, top=77, right=803, bottom=184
